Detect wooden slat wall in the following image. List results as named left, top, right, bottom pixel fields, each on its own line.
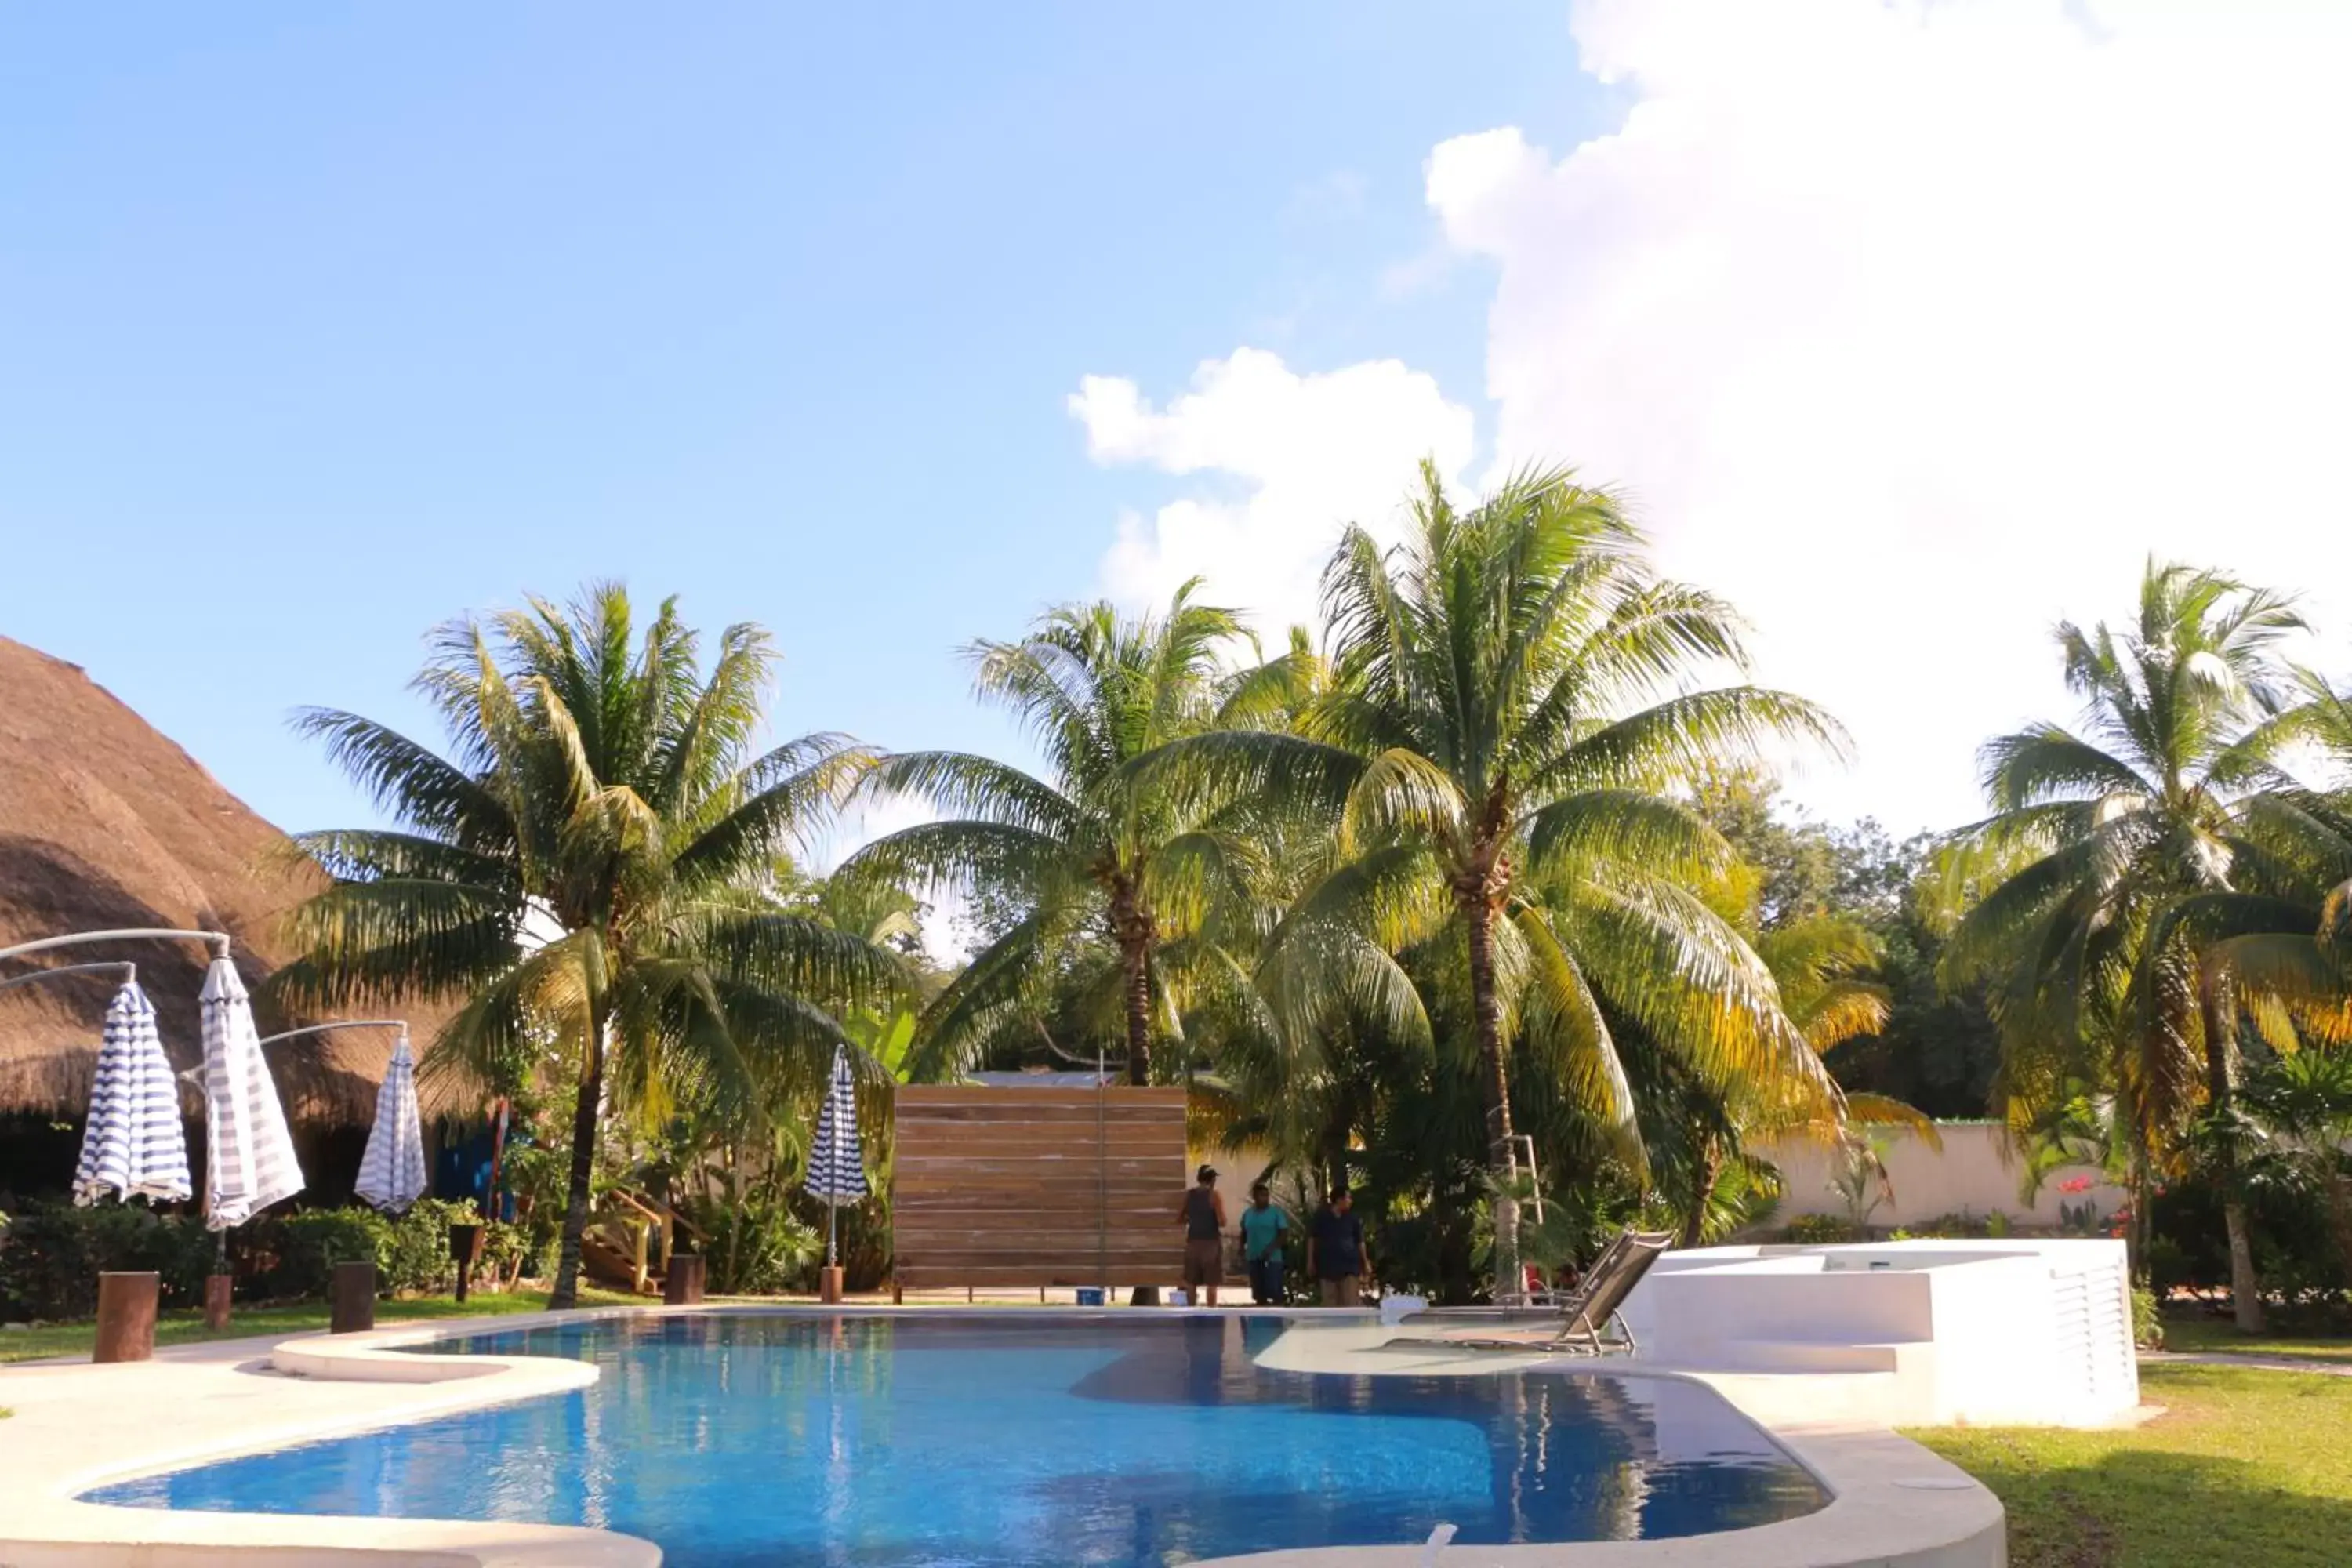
left=894, top=1086, right=1189, bottom=1288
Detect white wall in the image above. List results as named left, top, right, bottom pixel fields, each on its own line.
left=1755, top=1122, right=2126, bottom=1232
left=1619, top=1239, right=2139, bottom=1427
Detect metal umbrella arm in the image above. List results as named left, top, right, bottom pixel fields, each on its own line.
left=252, top=1019, right=409, bottom=1050
left=0, top=960, right=137, bottom=995
left=0, top=928, right=230, bottom=964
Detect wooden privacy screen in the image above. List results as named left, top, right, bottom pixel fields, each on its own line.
left=893, top=1086, right=1189, bottom=1289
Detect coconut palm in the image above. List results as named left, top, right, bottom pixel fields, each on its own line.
left=274, top=585, right=900, bottom=1308
left=841, top=583, right=1250, bottom=1084
left=1944, top=561, right=2306, bottom=1329
left=1145, top=463, right=1846, bottom=1296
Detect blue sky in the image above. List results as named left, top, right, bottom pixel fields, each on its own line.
left=0, top=3, right=1606, bottom=846
left=9, top=3, right=2352, bottom=855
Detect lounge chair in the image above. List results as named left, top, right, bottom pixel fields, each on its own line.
left=1401, top=1228, right=1675, bottom=1356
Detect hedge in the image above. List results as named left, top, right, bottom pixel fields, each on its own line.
left=0, top=1197, right=529, bottom=1321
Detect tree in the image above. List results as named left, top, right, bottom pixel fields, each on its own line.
left=843, top=583, right=1250, bottom=1085
left=1149, top=463, right=1846, bottom=1298
left=1945, top=561, right=2305, bottom=1329
left=275, top=585, right=901, bottom=1308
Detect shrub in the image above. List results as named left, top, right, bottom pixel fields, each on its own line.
left=377, top=1198, right=493, bottom=1294
left=684, top=1192, right=821, bottom=1294
left=0, top=1202, right=214, bottom=1319
left=2131, top=1285, right=2165, bottom=1349
left=265, top=1209, right=391, bottom=1299
left=1784, top=1213, right=1859, bottom=1244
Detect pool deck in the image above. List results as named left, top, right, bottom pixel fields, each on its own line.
left=0, top=1305, right=2004, bottom=1568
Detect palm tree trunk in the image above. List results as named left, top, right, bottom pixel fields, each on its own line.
left=548, top=1007, right=609, bottom=1312
left=1682, top=1137, right=1722, bottom=1249
left=2201, top=970, right=2263, bottom=1333
left=1463, top=887, right=1520, bottom=1304
left=1118, top=932, right=1152, bottom=1087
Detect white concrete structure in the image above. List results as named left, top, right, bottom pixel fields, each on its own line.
left=1617, top=1238, right=2138, bottom=1427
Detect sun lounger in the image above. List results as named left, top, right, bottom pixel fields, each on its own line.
left=1399, top=1228, right=1675, bottom=1355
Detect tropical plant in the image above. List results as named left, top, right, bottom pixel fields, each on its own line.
left=1944, top=561, right=2307, bottom=1328
left=1144, top=463, right=1846, bottom=1297
left=842, top=583, right=1251, bottom=1084
left=274, top=585, right=902, bottom=1308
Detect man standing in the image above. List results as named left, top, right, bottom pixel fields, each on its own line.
left=1239, top=1180, right=1290, bottom=1305
left=1308, top=1186, right=1370, bottom=1307
left=1178, top=1164, right=1229, bottom=1307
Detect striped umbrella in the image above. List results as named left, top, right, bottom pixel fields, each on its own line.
left=71, top=979, right=194, bottom=1207
left=806, top=1046, right=867, bottom=1265
left=200, top=956, right=304, bottom=1230
left=354, top=1028, right=427, bottom=1214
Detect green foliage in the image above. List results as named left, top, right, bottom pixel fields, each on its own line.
left=0, top=1203, right=214, bottom=1319
left=266, top=1209, right=390, bottom=1298
left=1784, top=1212, right=1860, bottom=1243
left=2132, top=1286, right=2165, bottom=1349
left=278, top=584, right=907, bottom=1308
left=842, top=581, right=1252, bottom=1087
left=680, top=1191, right=820, bottom=1294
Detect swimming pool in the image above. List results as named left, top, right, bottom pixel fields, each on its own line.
left=93, top=1313, right=1827, bottom=1565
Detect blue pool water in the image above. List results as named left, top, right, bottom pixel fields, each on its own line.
left=93, top=1314, right=1825, bottom=1565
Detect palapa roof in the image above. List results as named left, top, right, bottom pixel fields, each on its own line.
left=0, top=636, right=397, bottom=1126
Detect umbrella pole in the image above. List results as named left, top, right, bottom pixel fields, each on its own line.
left=820, top=1197, right=844, bottom=1305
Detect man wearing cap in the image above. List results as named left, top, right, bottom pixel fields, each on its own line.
left=1177, top=1164, right=1229, bottom=1306
left=1308, top=1186, right=1370, bottom=1307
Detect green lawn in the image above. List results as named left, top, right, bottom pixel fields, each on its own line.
left=2158, top=1315, right=2352, bottom=1364
left=0, top=1286, right=643, bottom=1366
left=1916, top=1364, right=2352, bottom=1568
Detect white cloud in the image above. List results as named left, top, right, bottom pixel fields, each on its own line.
left=1075, top=1, right=2352, bottom=832
left=1072, top=348, right=1475, bottom=633
left=1426, top=0, right=2352, bottom=828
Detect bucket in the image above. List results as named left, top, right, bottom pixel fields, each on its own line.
left=1075, top=1287, right=1106, bottom=1307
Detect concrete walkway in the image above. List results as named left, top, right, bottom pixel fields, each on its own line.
left=2141, top=1349, right=2352, bottom=1376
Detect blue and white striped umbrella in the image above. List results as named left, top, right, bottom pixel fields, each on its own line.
left=354, top=1028, right=427, bottom=1214
left=806, top=1046, right=868, bottom=1203
left=200, top=956, right=304, bottom=1230
left=71, top=980, right=194, bottom=1207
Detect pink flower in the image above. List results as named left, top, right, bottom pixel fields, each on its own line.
left=2057, top=1176, right=2096, bottom=1194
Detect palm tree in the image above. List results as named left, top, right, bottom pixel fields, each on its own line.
left=841, top=583, right=1250, bottom=1084
left=1945, top=561, right=2305, bottom=1330
left=1147, top=463, right=1846, bottom=1297
left=274, top=585, right=900, bottom=1308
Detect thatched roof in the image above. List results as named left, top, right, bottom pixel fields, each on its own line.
left=0, top=636, right=395, bottom=1125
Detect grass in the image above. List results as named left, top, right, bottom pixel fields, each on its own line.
left=1915, top=1363, right=2352, bottom=1568
left=2158, top=1314, right=2352, bottom=1364
left=0, top=1285, right=642, bottom=1366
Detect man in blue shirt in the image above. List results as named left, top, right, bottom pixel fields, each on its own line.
left=1238, top=1181, right=1290, bottom=1304
left=1308, top=1186, right=1370, bottom=1307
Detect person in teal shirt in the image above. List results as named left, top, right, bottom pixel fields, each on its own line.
left=1240, top=1181, right=1291, bottom=1305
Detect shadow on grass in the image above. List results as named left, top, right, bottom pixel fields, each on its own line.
left=1955, top=1443, right=2352, bottom=1568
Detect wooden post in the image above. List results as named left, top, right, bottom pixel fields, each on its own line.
left=891, top=1278, right=903, bottom=1305
left=203, top=1272, right=234, bottom=1331
left=449, top=1223, right=485, bottom=1304
left=330, top=1261, right=377, bottom=1334
left=819, top=1266, right=845, bottom=1305
left=93, top=1271, right=159, bottom=1363
left=662, top=1254, right=706, bottom=1306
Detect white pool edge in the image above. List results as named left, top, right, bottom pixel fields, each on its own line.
left=0, top=1305, right=2004, bottom=1568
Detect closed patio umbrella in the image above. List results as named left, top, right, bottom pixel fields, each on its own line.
left=806, top=1046, right=868, bottom=1268
left=353, top=1027, right=427, bottom=1214
left=71, top=978, right=194, bottom=1207
left=199, top=955, right=303, bottom=1229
